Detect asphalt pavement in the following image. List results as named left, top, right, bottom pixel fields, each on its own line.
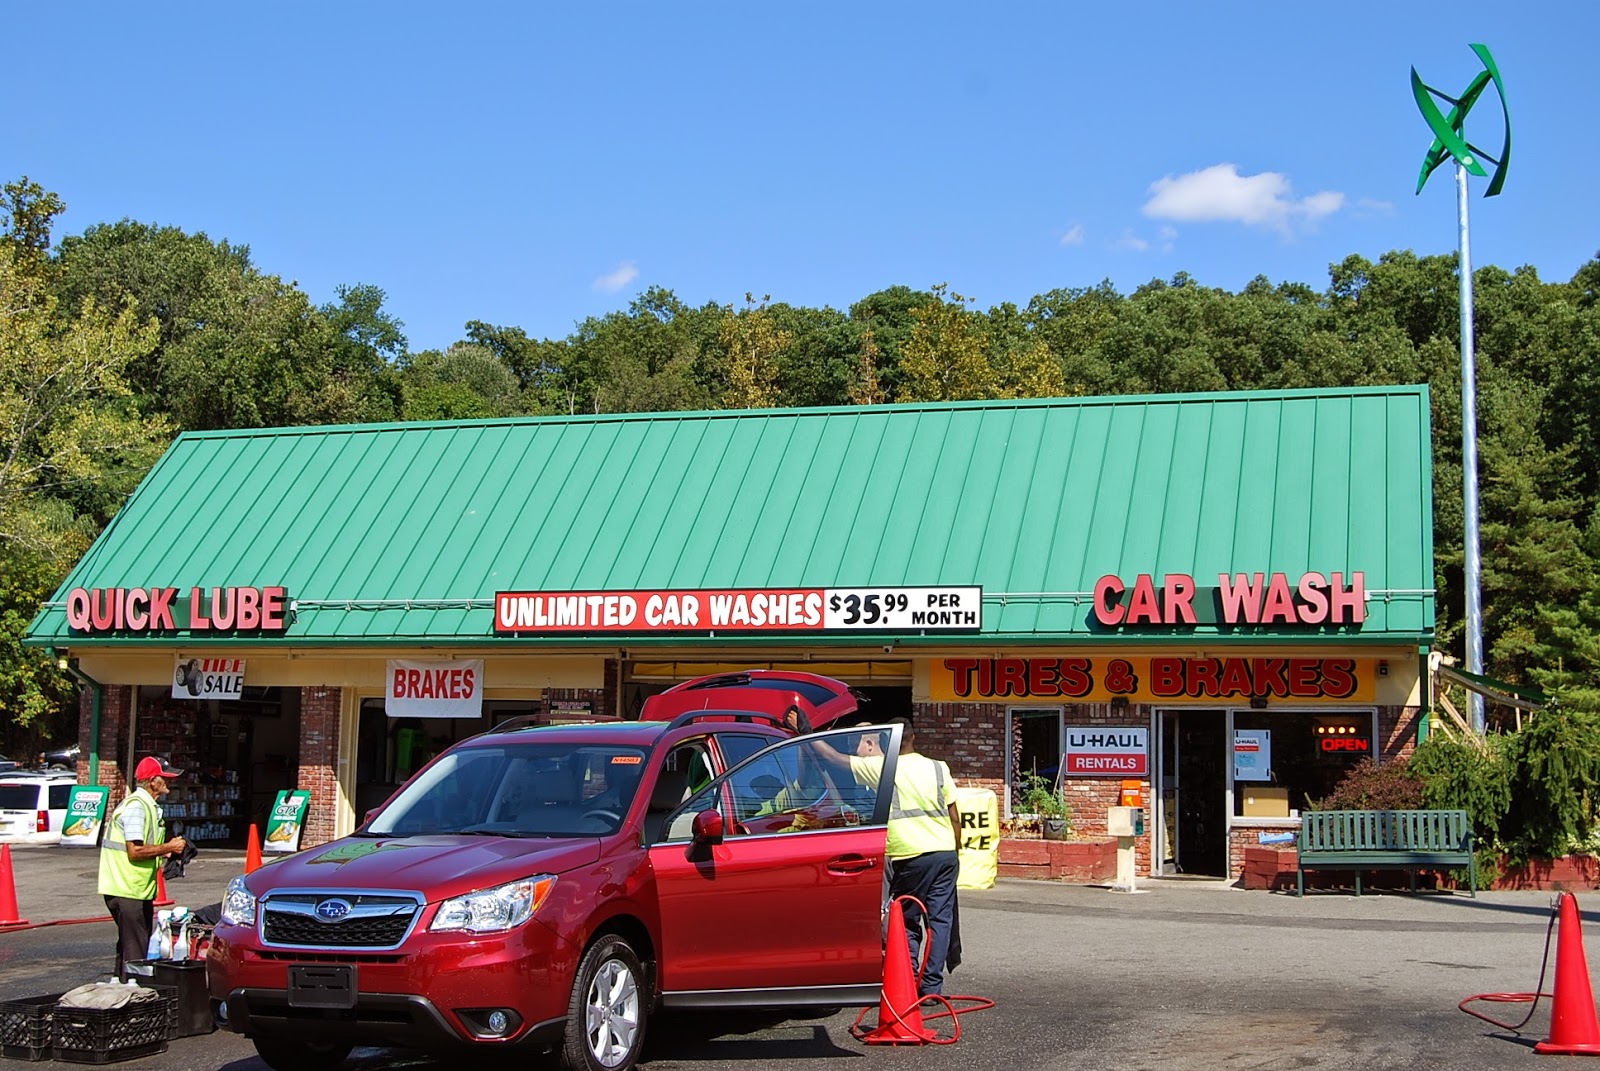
left=1, top=845, right=1591, bottom=1070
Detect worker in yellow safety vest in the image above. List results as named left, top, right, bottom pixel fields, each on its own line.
left=815, top=716, right=962, bottom=996
left=98, top=756, right=188, bottom=979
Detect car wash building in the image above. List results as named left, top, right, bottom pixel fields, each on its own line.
left=26, top=384, right=1434, bottom=878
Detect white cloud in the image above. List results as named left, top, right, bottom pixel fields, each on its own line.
left=1142, top=164, right=1345, bottom=232
left=1059, top=223, right=1085, bottom=247
left=592, top=261, right=639, bottom=293
left=1112, top=230, right=1150, bottom=252
left=1355, top=196, right=1396, bottom=218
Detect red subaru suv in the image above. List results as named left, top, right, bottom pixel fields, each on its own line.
left=208, top=700, right=901, bottom=1071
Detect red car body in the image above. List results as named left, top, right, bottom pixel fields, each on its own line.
left=209, top=686, right=897, bottom=1071
left=638, top=670, right=865, bottom=729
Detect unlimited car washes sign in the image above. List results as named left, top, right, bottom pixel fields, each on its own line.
left=493, top=587, right=982, bottom=635
left=930, top=656, right=1378, bottom=703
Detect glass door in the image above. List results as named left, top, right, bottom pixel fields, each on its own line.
left=1158, top=711, right=1179, bottom=874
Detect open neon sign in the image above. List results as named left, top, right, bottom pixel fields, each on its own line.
left=1320, top=737, right=1370, bottom=753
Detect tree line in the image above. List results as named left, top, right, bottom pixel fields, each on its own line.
left=4, top=174, right=1599, bottom=750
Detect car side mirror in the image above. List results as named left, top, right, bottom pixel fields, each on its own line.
left=691, top=809, right=724, bottom=844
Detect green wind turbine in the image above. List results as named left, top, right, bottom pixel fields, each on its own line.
left=1412, top=44, right=1511, bottom=734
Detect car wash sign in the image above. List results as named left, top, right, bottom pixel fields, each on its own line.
left=1064, top=727, right=1148, bottom=777
left=386, top=659, right=484, bottom=719
left=1092, top=572, right=1366, bottom=628
left=493, top=587, right=982, bottom=635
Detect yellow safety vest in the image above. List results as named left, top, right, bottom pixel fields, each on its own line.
left=852, top=752, right=956, bottom=860
left=97, top=790, right=164, bottom=900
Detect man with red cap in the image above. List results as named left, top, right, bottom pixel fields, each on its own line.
left=97, top=757, right=187, bottom=979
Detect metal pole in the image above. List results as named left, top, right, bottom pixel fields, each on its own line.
left=1456, top=161, right=1486, bottom=733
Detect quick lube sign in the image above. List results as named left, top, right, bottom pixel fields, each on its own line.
left=1064, top=727, right=1149, bottom=777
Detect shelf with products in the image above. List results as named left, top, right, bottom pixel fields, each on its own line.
left=137, top=692, right=281, bottom=847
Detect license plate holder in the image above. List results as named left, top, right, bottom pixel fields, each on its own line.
left=287, top=964, right=356, bottom=1009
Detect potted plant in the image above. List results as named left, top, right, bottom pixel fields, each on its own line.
left=1017, top=772, right=1071, bottom=840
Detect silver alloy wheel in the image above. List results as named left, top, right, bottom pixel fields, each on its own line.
left=584, top=956, right=641, bottom=1068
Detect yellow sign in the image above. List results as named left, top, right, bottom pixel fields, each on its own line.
left=954, top=786, right=999, bottom=890
left=931, top=656, right=1377, bottom=704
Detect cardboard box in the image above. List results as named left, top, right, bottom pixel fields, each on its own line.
left=1241, top=786, right=1290, bottom=818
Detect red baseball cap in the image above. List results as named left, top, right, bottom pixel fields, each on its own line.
left=134, top=756, right=183, bottom=781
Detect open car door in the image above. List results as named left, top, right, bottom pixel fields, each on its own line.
left=647, top=723, right=902, bottom=1007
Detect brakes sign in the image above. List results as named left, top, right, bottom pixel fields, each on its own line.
left=1064, top=727, right=1148, bottom=777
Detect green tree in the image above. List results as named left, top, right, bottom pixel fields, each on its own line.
left=719, top=294, right=789, bottom=410
left=898, top=285, right=996, bottom=402
left=565, top=287, right=719, bottom=414
left=847, top=327, right=886, bottom=406
left=0, top=178, right=169, bottom=735
left=397, top=343, right=522, bottom=420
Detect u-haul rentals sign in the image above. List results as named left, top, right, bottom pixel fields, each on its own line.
left=1064, top=727, right=1148, bottom=777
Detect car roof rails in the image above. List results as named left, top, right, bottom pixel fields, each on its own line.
left=683, top=673, right=753, bottom=691
left=487, top=715, right=545, bottom=735
left=663, top=710, right=789, bottom=732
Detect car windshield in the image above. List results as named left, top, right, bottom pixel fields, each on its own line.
left=365, top=743, right=649, bottom=838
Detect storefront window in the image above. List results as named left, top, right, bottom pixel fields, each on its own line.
left=1231, top=711, right=1375, bottom=817
left=135, top=685, right=292, bottom=846
left=1007, top=707, right=1062, bottom=816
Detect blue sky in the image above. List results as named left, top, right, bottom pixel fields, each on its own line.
left=13, top=4, right=1595, bottom=353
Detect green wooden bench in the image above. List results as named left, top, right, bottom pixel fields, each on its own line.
left=1297, top=809, right=1476, bottom=897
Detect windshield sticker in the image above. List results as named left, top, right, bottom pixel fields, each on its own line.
left=611, top=755, right=643, bottom=765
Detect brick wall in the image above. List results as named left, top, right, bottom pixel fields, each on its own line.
left=78, top=684, right=131, bottom=799
left=915, top=699, right=1154, bottom=874
left=913, top=701, right=1004, bottom=796
left=297, top=686, right=342, bottom=848
left=1380, top=704, right=1420, bottom=761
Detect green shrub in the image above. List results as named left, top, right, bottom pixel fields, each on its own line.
left=1503, top=698, right=1600, bottom=859
left=1408, top=733, right=1512, bottom=844
left=1315, top=756, right=1423, bottom=811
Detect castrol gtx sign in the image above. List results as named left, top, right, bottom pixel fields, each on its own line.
left=1064, top=727, right=1149, bottom=777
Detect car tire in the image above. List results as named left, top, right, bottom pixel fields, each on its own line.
left=251, top=1037, right=351, bottom=1071
left=560, top=934, right=647, bottom=1071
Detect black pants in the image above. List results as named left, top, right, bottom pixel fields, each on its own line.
left=104, top=895, right=153, bottom=980
left=889, top=850, right=959, bottom=996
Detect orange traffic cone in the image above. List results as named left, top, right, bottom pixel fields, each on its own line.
left=0, top=844, right=28, bottom=929
left=245, top=824, right=262, bottom=874
left=1536, top=893, right=1600, bottom=1055
left=858, top=898, right=935, bottom=1045
left=154, top=867, right=174, bottom=908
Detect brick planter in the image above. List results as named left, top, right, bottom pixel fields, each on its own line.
left=1247, top=853, right=1600, bottom=893
left=997, top=837, right=1116, bottom=883
left=1240, top=846, right=1443, bottom=893
left=1495, top=857, right=1600, bottom=891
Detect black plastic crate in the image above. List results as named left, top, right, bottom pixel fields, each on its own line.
left=0, top=994, right=61, bottom=1062
left=50, top=992, right=171, bottom=1065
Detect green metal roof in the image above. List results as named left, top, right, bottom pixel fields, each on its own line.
left=28, top=385, right=1434, bottom=647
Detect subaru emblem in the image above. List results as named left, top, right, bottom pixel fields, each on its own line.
left=314, top=898, right=353, bottom=922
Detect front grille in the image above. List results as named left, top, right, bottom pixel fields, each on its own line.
left=260, top=892, right=420, bottom=949
left=256, top=950, right=405, bottom=964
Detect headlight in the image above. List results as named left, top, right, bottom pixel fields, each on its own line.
left=221, top=875, right=257, bottom=926
left=430, top=875, right=557, bottom=934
